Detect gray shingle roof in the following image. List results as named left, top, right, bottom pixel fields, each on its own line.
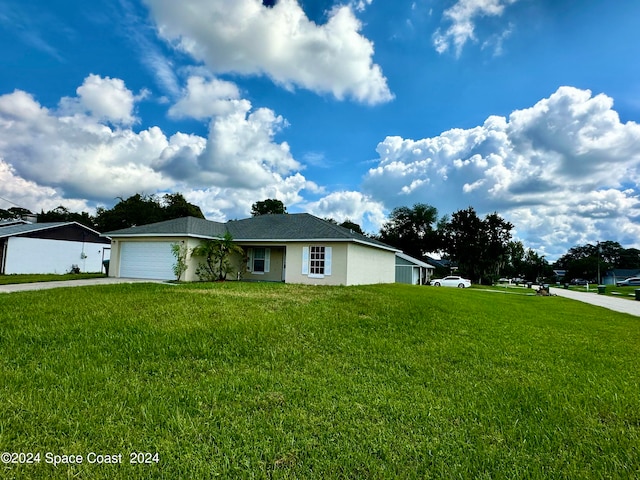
left=0, top=222, right=70, bottom=239
left=104, top=214, right=398, bottom=252
left=104, top=216, right=227, bottom=238
left=396, top=252, right=436, bottom=269
left=228, top=214, right=397, bottom=250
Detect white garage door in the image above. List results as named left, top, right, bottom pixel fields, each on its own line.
left=119, top=242, right=175, bottom=280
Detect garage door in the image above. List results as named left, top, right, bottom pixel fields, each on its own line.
left=119, top=242, right=175, bottom=280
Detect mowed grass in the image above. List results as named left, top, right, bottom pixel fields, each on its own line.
left=0, top=273, right=106, bottom=285
left=0, top=282, right=639, bottom=479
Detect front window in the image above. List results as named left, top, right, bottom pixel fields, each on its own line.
left=310, top=246, right=325, bottom=275
left=252, top=248, right=266, bottom=273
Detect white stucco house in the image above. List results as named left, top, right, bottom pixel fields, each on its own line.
left=0, top=222, right=111, bottom=275
left=104, top=214, right=400, bottom=286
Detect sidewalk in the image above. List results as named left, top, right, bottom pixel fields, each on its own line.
left=0, top=278, right=166, bottom=293
left=550, top=287, right=640, bottom=317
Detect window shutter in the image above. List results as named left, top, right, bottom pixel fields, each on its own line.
left=325, top=247, right=332, bottom=276
left=302, top=246, right=309, bottom=275
left=264, top=248, right=271, bottom=273
left=247, top=248, right=253, bottom=272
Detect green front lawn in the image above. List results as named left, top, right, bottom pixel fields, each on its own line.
left=0, top=273, right=106, bottom=285
left=1, top=282, right=638, bottom=478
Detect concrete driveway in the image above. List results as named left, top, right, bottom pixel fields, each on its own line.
left=0, top=278, right=167, bottom=293
left=550, top=286, right=640, bottom=317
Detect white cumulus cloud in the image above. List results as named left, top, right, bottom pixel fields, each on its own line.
left=0, top=74, right=317, bottom=221
left=143, top=0, right=393, bottom=104
left=433, top=0, right=519, bottom=57
left=363, top=86, right=640, bottom=259
left=305, top=190, right=387, bottom=232
left=168, top=76, right=250, bottom=120
left=58, top=74, right=146, bottom=126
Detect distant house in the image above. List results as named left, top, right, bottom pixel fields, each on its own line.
left=104, top=214, right=400, bottom=286
left=553, top=269, right=567, bottom=281
left=602, top=269, right=640, bottom=285
left=0, top=222, right=111, bottom=275
left=395, top=252, right=435, bottom=285
left=0, top=219, right=29, bottom=228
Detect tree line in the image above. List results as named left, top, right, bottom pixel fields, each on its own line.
left=554, top=241, right=640, bottom=282
left=6, top=195, right=637, bottom=284
left=249, top=200, right=545, bottom=284
left=1, top=193, right=204, bottom=232
left=377, top=203, right=549, bottom=284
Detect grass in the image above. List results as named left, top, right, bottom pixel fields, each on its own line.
left=0, top=273, right=106, bottom=285
left=552, top=283, right=639, bottom=299
left=1, top=282, right=639, bottom=479
left=602, top=284, right=639, bottom=299
left=489, top=281, right=640, bottom=300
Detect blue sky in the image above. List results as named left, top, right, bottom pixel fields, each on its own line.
left=1, top=0, right=639, bottom=260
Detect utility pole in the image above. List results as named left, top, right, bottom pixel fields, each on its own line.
left=597, top=242, right=602, bottom=285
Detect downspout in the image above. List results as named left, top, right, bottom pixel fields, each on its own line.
left=0, top=239, right=6, bottom=275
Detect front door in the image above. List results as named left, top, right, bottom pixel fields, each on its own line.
left=282, top=248, right=286, bottom=282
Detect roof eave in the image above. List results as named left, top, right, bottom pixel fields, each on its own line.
left=105, top=233, right=222, bottom=240
left=234, top=237, right=399, bottom=252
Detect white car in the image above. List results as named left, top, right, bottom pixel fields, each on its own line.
left=430, top=276, right=471, bottom=288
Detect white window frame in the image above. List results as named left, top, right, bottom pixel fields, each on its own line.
left=247, top=247, right=270, bottom=274
left=302, top=246, right=332, bottom=278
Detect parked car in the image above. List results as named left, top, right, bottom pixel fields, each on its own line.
left=616, top=277, right=640, bottom=287
left=430, top=276, right=471, bottom=288
left=569, top=278, right=588, bottom=285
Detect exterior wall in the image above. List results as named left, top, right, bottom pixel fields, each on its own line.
left=234, top=244, right=285, bottom=282
left=285, top=242, right=349, bottom=286
left=346, top=243, right=396, bottom=285
left=111, top=236, right=395, bottom=286
left=109, top=237, right=202, bottom=281
left=283, top=242, right=394, bottom=286
left=180, top=238, right=207, bottom=282
left=5, top=237, right=110, bottom=274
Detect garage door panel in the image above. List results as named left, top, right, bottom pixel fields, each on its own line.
left=120, top=242, right=174, bottom=280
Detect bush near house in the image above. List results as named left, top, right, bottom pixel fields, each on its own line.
left=0, top=283, right=638, bottom=478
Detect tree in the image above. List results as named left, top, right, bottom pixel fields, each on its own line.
left=379, top=204, right=440, bottom=258
left=619, top=248, right=640, bottom=269
left=441, top=207, right=484, bottom=282
left=339, top=219, right=364, bottom=235
left=171, top=242, right=189, bottom=281
left=38, top=206, right=96, bottom=228
left=441, top=207, right=513, bottom=284
left=0, top=207, right=33, bottom=220
left=162, top=193, right=205, bottom=220
left=95, top=194, right=164, bottom=232
left=324, top=217, right=365, bottom=235
left=554, top=240, right=638, bottom=282
left=95, top=193, right=204, bottom=232
left=483, top=212, right=514, bottom=280
left=251, top=199, right=287, bottom=216
left=191, top=231, right=244, bottom=281
left=505, top=241, right=550, bottom=282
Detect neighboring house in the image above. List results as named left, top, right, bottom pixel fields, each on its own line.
left=552, top=269, right=567, bottom=281
left=0, top=222, right=111, bottom=275
left=0, top=219, right=29, bottom=228
left=104, top=214, right=400, bottom=285
left=395, top=252, right=435, bottom=285
left=602, top=269, right=640, bottom=285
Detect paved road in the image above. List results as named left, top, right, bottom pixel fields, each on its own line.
left=0, top=278, right=166, bottom=293
left=550, top=287, right=640, bottom=317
